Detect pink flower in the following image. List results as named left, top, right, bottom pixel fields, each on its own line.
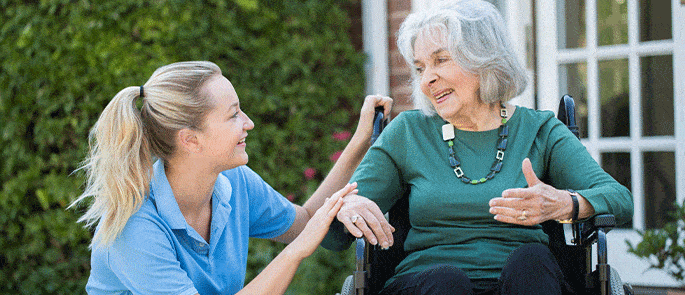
left=304, top=168, right=317, bottom=180
left=286, top=194, right=295, bottom=202
left=332, top=131, right=351, bottom=141
left=329, top=150, right=343, bottom=162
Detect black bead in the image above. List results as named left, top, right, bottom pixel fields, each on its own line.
left=449, top=157, right=459, bottom=167
left=498, top=125, right=509, bottom=137
left=497, top=138, right=508, bottom=150
left=490, top=161, right=503, bottom=172
left=486, top=171, right=496, bottom=179
left=460, top=176, right=471, bottom=183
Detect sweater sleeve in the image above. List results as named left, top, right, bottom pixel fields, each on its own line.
left=321, top=113, right=410, bottom=251
left=543, top=117, right=634, bottom=225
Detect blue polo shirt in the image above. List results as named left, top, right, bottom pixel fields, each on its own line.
left=86, top=160, right=296, bottom=295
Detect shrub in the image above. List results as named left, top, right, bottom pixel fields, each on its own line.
left=627, top=202, right=685, bottom=282
left=0, top=0, right=363, bottom=293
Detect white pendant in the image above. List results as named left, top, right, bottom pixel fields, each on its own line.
left=442, top=123, right=455, bottom=141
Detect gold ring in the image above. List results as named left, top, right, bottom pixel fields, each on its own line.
left=351, top=215, right=360, bottom=223
left=517, top=210, right=528, bottom=221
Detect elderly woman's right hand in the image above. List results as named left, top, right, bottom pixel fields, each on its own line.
left=337, top=194, right=395, bottom=249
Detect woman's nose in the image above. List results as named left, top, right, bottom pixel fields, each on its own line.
left=243, top=112, right=255, bottom=130
left=421, top=70, right=438, bottom=88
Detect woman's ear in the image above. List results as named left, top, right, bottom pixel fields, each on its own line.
left=177, top=128, right=201, bottom=154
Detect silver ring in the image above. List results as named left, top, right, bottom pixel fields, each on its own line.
left=351, top=215, right=361, bottom=223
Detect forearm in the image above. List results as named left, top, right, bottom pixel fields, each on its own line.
left=302, top=135, right=370, bottom=215
left=236, top=244, right=304, bottom=295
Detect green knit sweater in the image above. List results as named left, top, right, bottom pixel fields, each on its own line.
left=322, top=106, right=633, bottom=281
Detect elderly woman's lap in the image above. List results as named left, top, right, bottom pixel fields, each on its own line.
left=380, top=243, right=573, bottom=295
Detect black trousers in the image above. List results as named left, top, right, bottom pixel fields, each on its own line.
left=380, top=243, right=574, bottom=295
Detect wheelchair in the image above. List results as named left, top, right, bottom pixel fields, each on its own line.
left=337, top=96, right=633, bottom=295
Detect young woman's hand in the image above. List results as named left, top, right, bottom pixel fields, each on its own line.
left=351, top=95, right=393, bottom=144
left=287, top=183, right=358, bottom=259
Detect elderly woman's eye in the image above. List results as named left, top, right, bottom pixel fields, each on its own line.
left=415, top=67, right=425, bottom=74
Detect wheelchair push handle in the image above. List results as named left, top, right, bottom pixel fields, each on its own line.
left=558, top=94, right=580, bottom=139
left=371, top=106, right=387, bottom=144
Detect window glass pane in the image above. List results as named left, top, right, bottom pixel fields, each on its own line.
left=601, top=152, right=632, bottom=227
left=599, top=59, right=629, bottom=137
left=641, top=55, right=674, bottom=136
left=643, top=152, right=676, bottom=229
left=557, top=0, right=586, bottom=49
left=558, top=63, right=588, bottom=138
left=640, top=0, right=672, bottom=42
left=597, top=0, right=628, bottom=46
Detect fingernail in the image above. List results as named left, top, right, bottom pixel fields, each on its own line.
left=382, top=242, right=389, bottom=248
left=370, top=238, right=377, bottom=245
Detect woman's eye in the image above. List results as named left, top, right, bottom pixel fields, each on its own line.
left=436, top=57, right=448, bottom=64
left=415, top=67, right=425, bottom=74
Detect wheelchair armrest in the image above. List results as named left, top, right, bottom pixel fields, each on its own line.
left=563, top=214, right=616, bottom=246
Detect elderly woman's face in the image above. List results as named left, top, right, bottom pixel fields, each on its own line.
left=413, top=31, right=480, bottom=121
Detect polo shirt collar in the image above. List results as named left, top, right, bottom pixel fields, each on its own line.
left=148, top=160, right=234, bottom=231
left=149, top=160, right=188, bottom=230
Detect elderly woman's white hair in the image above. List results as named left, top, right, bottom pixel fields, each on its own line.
left=397, top=0, right=528, bottom=116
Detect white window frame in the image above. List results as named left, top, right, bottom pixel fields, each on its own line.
left=536, top=0, right=685, bottom=287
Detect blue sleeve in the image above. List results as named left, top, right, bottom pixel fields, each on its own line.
left=102, top=217, right=198, bottom=295
left=233, top=166, right=296, bottom=239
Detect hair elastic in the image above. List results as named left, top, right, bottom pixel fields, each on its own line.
left=139, top=86, right=145, bottom=98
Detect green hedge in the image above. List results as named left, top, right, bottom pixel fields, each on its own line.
left=0, top=0, right=363, bottom=293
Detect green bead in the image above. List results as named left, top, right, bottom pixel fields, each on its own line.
left=479, top=178, right=487, bottom=183
left=502, top=118, right=508, bottom=124
left=448, top=140, right=454, bottom=147
left=471, top=179, right=479, bottom=184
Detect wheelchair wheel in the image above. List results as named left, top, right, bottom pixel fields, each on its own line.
left=610, top=267, right=626, bottom=295
left=339, top=275, right=354, bottom=295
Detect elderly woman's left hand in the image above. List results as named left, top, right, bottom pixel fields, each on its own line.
left=488, top=158, right=573, bottom=226
left=337, top=194, right=395, bottom=249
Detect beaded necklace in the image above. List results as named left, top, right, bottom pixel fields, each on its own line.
left=442, top=102, right=509, bottom=185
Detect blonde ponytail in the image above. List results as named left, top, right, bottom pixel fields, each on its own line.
left=71, top=61, right=221, bottom=248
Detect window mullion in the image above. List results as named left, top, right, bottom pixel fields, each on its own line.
left=627, top=1, right=641, bottom=227
left=586, top=0, right=599, bottom=158
left=673, top=0, right=685, bottom=205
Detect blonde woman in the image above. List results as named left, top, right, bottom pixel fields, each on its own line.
left=71, top=61, right=393, bottom=295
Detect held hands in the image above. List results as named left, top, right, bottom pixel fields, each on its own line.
left=337, top=194, right=395, bottom=249
left=291, top=183, right=357, bottom=259
left=488, top=158, right=573, bottom=226
left=353, top=95, right=393, bottom=144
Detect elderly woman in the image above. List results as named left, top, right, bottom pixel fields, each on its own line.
left=71, top=61, right=392, bottom=294
left=322, top=1, right=633, bottom=294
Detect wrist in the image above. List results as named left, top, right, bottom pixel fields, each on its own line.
left=556, top=189, right=580, bottom=223
left=348, top=133, right=372, bottom=151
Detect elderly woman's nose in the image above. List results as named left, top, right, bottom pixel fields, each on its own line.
left=421, top=70, right=438, bottom=87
